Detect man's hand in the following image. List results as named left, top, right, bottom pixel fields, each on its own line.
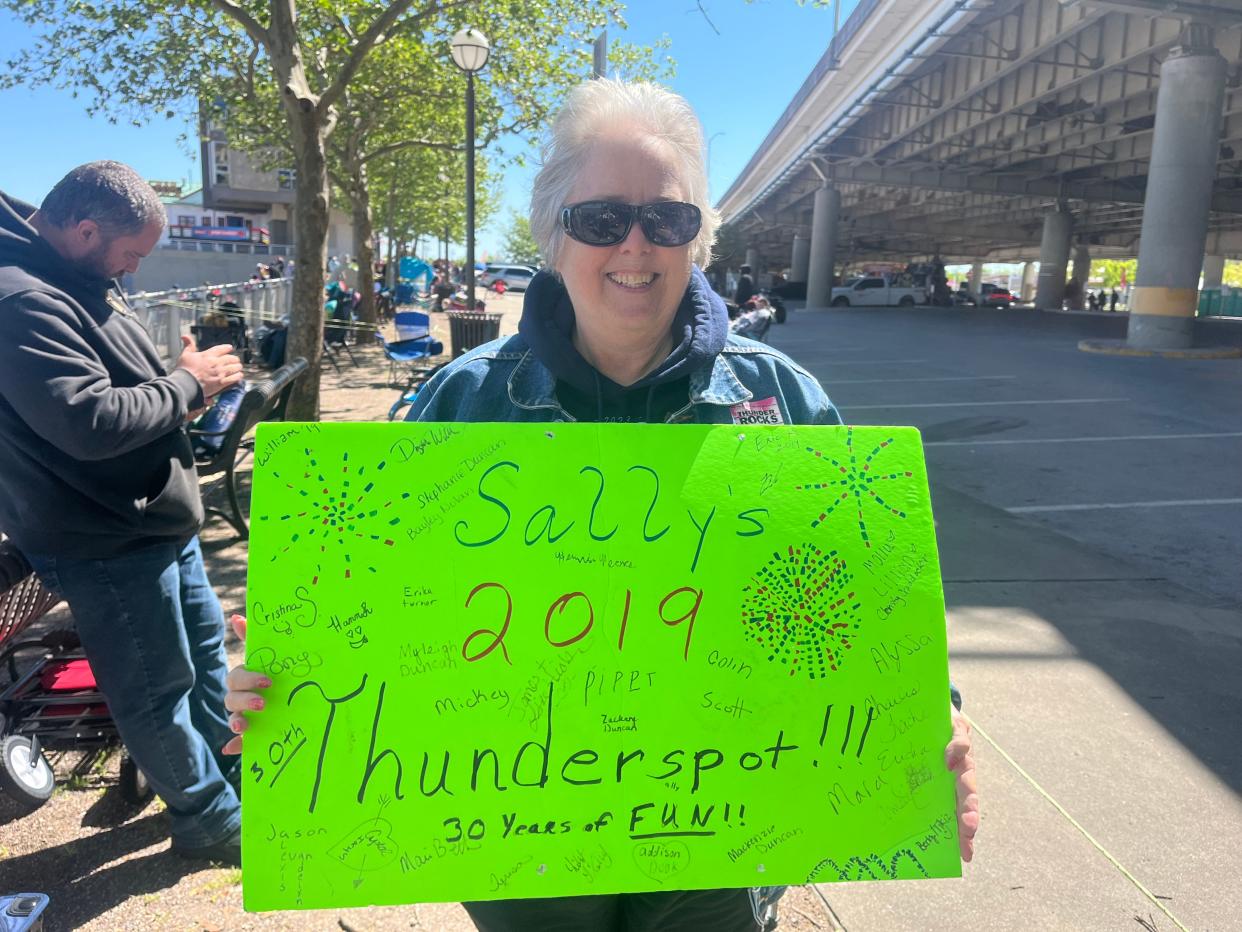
left=946, top=706, right=980, bottom=861
left=176, top=336, right=243, bottom=400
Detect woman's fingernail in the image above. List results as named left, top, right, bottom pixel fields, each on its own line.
left=250, top=698, right=265, bottom=710
left=258, top=678, right=272, bottom=688
left=230, top=717, right=243, bottom=732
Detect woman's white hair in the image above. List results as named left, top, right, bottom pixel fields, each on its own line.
left=529, top=79, right=719, bottom=271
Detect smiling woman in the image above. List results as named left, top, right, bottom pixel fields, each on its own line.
left=395, top=78, right=840, bottom=932
left=404, top=78, right=839, bottom=430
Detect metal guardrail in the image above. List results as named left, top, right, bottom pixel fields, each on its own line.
left=128, top=278, right=294, bottom=364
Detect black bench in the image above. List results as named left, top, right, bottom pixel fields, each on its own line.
left=191, top=357, right=309, bottom=539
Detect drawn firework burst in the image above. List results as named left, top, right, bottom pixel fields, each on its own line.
left=740, top=545, right=861, bottom=678
left=262, top=449, right=408, bottom=581
left=794, top=427, right=912, bottom=548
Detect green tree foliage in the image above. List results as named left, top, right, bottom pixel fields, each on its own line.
left=2, top=0, right=670, bottom=417
left=499, top=212, right=542, bottom=265
left=1090, top=259, right=1137, bottom=289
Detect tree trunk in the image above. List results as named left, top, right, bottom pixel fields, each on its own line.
left=266, top=2, right=330, bottom=422
left=348, top=173, right=378, bottom=345
left=286, top=112, right=330, bottom=421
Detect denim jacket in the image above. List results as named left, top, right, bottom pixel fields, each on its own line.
left=405, top=331, right=843, bottom=427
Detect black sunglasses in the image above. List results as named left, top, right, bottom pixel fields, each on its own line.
left=560, top=200, right=702, bottom=248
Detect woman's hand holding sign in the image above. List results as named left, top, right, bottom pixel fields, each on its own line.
left=947, top=706, right=979, bottom=861
left=222, top=614, right=268, bottom=756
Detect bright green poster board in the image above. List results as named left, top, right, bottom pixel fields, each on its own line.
left=242, top=422, right=959, bottom=911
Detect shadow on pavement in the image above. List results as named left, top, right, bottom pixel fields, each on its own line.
left=935, top=484, right=1242, bottom=796
left=0, top=812, right=213, bottom=928
left=80, top=783, right=155, bottom=829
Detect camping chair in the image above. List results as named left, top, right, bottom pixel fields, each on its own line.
left=324, top=290, right=359, bottom=367
left=378, top=332, right=444, bottom=389
left=393, top=310, right=430, bottom=341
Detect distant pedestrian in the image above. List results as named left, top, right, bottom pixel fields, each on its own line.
left=734, top=263, right=755, bottom=307
left=1063, top=277, right=1082, bottom=310
left=1110, top=289, right=1119, bottom=312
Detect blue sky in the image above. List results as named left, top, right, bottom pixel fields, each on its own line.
left=0, top=0, right=853, bottom=258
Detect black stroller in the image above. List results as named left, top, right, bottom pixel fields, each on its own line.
left=0, top=541, right=151, bottom=810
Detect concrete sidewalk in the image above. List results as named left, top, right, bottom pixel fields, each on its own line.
left=768, top=307, right=1242, bottom=931
left=810, top=486, right=1241, bottom=931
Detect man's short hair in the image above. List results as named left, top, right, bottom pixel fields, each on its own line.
left=40, top=161, right=166, bottom=236
left=740, top=264, right=752, bottom=274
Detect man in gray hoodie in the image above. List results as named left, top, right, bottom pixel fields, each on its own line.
left=0, top=161, right=244, bottom=864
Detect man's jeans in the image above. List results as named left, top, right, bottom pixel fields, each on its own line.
left=27, top=536, right=240, bottom=847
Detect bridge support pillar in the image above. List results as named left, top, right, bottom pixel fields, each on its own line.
left=1021, top=261, right=1037, bottom=303
left=968, top=261, right=984, bottom=299
left=1128, top=25, right=1227, bottom=349
left=1035, top=209, right=1074, bottom=310
left=806, top=184, right=841, bottom=309
left=745, top=248, right=759, bottom=277
left=790, top=234, right=810, bottom=284
left=1070, top=246, right=1091, bottom=310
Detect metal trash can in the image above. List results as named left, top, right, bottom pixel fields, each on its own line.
left=446, top=311, right=502, bottom=358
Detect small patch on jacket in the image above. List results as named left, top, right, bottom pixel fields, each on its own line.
left=730, top=396, right=785, bottom=425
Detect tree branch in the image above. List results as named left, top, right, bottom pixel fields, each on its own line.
left=362, top=138, right=466, bottom=164
left=332, top=10, right=357, bottom=42
left=205, top=0, right=271, bottom=48
left=243, top=37, right=260, bottom=102
left=693, top=1, right=722, bottom=37
left=319, top=0, right=421, bottom=115
left=386, top=0, right=478, bottom=42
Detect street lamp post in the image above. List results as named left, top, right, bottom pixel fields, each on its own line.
left=451, top=27, right=490, bottom=311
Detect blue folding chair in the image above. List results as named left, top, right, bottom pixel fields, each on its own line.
left=393, top=310, right=430, bottom=341
left=378, top=332, right=443, bottom=389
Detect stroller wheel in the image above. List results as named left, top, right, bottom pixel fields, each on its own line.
left=0, top=735, right=55, bottom=809
left=120, top=754, right=153, bottom=804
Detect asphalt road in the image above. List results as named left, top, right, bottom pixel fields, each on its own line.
left=766, top=305, right=1242, bottom=930
left=770, top=306, right=1242, bottom=605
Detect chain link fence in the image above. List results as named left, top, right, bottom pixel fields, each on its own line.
left=128, top=278, right=294, bottom=365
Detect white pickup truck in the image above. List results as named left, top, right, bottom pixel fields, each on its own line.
left=830, top=276, right=926, bottom=307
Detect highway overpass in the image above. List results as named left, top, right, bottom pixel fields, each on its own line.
left=716, top=0, right=1242, bottom=349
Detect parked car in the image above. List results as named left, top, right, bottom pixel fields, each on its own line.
left=830, top=276, right=926, bottom=307
left=978, top=283, right=1015, bottom=308
left=478, top=264, right=538, bottom=292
